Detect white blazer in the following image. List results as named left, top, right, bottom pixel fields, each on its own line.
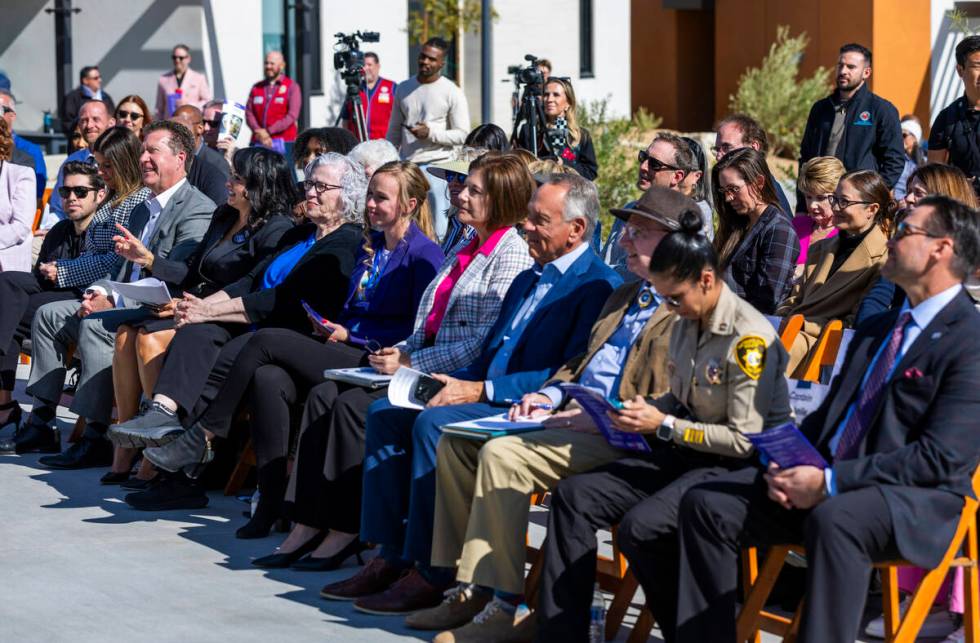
left=0, top=161, right=36, bottom=272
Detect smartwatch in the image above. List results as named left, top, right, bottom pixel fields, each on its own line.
left=656, top=414, right=677, bottom=442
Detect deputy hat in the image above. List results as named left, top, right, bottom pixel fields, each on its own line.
left=425, top=159, right=470, bottom=181
left=609, top=186, right=699, bottom=231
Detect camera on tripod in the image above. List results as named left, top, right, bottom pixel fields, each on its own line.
left=507, top=54, right=546, bottom=94
left=333, top=31, right=380, bottom=142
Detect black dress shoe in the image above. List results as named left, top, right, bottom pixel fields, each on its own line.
left=125, top=472, right=208, bottom=511
left=11, top=422, right=60, bottom=454
left=100, top=471, right=131, bottom=485
left=291, top=539, right=369, bottom=572
left=38, top=436, right=112, bottom=469
left=120, top=476, right=157, bottom=491
left=251, top=531, right=327, bottom=568
left=0, top=401, right=22, bottom=432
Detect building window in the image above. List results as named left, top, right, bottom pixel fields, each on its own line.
left=579, top=0, right=594, bottom=78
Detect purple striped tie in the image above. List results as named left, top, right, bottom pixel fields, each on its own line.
left=834, top=311, right=912, bottom=461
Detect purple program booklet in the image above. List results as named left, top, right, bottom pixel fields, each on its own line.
left=748, top=422, right=828, bottom=469
left=560, top=383, right=652, bottom=453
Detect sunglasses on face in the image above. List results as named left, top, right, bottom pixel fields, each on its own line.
left=637, top=150, right=681, bottom=173
left=172, top=55, right=189, bottom=61
left=58, top=186, right=99, bottom=199
left=203, top=116, right=222, bottom=128
left=116, top=110, right=143, bottom=121
left=303, top=180, right=342, bottom=194
left=0, top=105, right=15, bottom=116
left=445, top=171, right=467, bottom=184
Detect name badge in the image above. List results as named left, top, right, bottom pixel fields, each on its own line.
left=274, top=97, right=284, bottom=104
left=378, top=93, right=390, bottom=104
left=253, top=95, right=264, bottom=104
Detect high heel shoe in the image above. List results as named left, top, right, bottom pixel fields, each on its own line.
left=290, top=539, right=370, bottom=572
left=0, top=401, right=22, bottom=433
left=251, top=531, right=326, bottom=569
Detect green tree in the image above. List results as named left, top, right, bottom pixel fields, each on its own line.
left=579, top=99, right=661, bottom=237
left=408, top=0, right=488, bottom=44
left=729, top=25, right=831, bottom=158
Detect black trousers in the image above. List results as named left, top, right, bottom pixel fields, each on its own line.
left=535, top=448, right=737, bottom=643
left=196, top=327, right=366, bottom=467
left=674, top=466, right=899, bottom=643
left=153, top=322, right=251, bottom=418
left=0, top=271, right=77, bottom=390
left=285, top=380, right=386, bottom=534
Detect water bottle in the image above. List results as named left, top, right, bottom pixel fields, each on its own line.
left=589, top=582, right=606, bottom=643
left=42, top=110, right=53, bottom=133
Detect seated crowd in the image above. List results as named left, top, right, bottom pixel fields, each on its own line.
left=1, top=60, right=979, bottom=643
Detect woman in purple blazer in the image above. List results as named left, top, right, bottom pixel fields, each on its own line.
left=0, top=120, right=37, bottom=273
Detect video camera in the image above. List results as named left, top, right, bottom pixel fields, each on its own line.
left=507, top=54, right=546, bottom=94
left=333, top=31, right=380, bottom=85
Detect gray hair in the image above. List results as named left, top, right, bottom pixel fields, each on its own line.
left=540, top=173, right=599, bottom=240
left=305, top=152, right=368, bottom=223
left=348, top=139, right=399, bottom=177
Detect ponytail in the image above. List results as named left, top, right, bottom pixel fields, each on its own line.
left=648, top=209, right=720, bottom=282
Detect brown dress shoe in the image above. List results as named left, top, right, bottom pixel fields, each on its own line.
left=404, top=584, right=492, bottom=630
left=433, top=599, right=536, bottom=643
left=320, top=556, right=404, bottom=601
left=353, top=568, right=450, bottom=615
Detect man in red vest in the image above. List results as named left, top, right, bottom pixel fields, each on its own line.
left=341, top=52, right=397, bottom=141
left=246, top=51, right=302, bottom=152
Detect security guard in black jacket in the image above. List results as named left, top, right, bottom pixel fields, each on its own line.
left=798, top=44, right=905, bottom=192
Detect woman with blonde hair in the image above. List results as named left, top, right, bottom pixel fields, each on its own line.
left=515, top=77, right=598, bottom=180
left=793, top=156, right=846, bottom=269
left=143, top=159, right=444, bottom=538
left=778, top=169, right=893, bottom=376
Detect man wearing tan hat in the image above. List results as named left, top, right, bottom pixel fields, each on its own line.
left=404, top=186, right=697, bottom=643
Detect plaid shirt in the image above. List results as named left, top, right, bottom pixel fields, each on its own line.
left=398, top=226, right=533, bottom=374
left=722, top=205, right=800, bottom=315
left=55, top=187, right=153, bottom=288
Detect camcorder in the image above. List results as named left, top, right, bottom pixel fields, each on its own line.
left=333, top=30, right=380, bottom=84
left=508, top=54, right=546, bottom=95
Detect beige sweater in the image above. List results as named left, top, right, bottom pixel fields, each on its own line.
left=385, top=76, right=471, bottom=164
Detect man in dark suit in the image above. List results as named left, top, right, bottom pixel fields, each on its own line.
left=662, top=195, right=980, bottom=643
left=323, top=174, right=621, bottom=616
left=14, top=121, right=214, bottom=468
left=60, top=65, right=115, bottom=136
left=171, top=105, right=229, bottom=205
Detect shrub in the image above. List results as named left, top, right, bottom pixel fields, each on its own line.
left=729, top=25, right=831, bottom=158
left=579, top=98, right=661, bottom=239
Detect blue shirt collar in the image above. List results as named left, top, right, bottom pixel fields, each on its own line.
left=537, top=241, right=589, bottom=278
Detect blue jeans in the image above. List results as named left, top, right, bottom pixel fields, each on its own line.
left=360, top=398, right=502, bottom=566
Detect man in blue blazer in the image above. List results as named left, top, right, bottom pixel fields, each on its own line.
left=332, top=174, right=620, bottom=616
left=667, top=195, right=980, bottom=643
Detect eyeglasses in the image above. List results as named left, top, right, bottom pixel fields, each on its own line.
left=303, top=180, right=343, bottom=194
left=718, top=183, right=746, bottom=199
left=893, top=221, right=941, bottom=240
left=172, top=55, right=189, bottom=61
left=86, top=75, right=101, bottom=82
left=664, top=295, right=682, bottom=308
left=203, top=116, right=223, bottom=128
left=445, top=171, right=467, bottom=184
left=58, top=186, right=99, bottom=199
left=710, top=143, right=738, bottom=158
left=828, top=194, right=874, bottom=210
left=637, top=150, right=681, bottom=173
left=622, top=223, right=665, bottom=241
left=115, top=109, right=143, bottom=121
left=0, top=106, right=15, bottom=116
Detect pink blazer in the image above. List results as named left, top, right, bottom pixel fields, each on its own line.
left=0, top=161, right=36, bottom=272
left=155, top=68, right=212, bottom=119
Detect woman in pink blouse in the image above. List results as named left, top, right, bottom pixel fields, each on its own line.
left=791, top=156, right=845, bottom=273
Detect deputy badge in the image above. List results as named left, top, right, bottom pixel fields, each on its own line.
left=705, top=359, right=723, bottom=385
left=734, top=335, right=767, bottom=380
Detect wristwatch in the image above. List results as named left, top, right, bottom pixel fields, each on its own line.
left=656, top=414, right=677, bottom=441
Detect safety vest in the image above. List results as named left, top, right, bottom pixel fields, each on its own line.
left=344, top=78, right=397, bottom=141
left=248, top=75, right=298, bottom=142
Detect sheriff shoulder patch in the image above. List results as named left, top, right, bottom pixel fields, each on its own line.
left=734, top=335, right=767, bottom=380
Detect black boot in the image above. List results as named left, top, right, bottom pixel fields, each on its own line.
left=236, top=457, right=288, bottom=539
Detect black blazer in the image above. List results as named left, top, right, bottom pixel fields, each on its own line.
left=798, top=83, right=905, bottom=189
left=60, top=87, right=115, bottom=136
left=150, top=206, right=293, bottom=297
left=187, top=144, right=230, bottom=206
left=222, top=222, right=362, bottom=332
left=801, top=290, right=980, bottom=568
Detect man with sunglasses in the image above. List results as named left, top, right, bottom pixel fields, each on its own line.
left=669, top=195, right=980, bottom=642
left=60, top=65, right=115, bottom=137
left=602, top=134, right=695, bottom=280
left=155, top=44, right=212, bottom=120
left=171, top=105, right=229, bottom=205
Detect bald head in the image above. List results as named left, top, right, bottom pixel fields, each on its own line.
left=170, top=105, right=203, bottom=147
left=264, top=51, right=286, bottom=80
left=78, top=100, right=115, bottom=145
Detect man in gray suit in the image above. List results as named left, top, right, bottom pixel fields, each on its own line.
left=12, top=121, right=214, bottom=469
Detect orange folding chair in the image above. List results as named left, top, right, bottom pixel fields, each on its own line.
left=798, top=320, right=844, bottom=383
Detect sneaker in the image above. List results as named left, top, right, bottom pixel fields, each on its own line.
left=108, top=402, right=184, bottom=448
left=864, top=595, right=958, bottom=639
left=942, top=624, right=965, bottom=642
left=142, top=424, right=212, bottom=473
left=405, top=584, right=492, bottom=630
left=432, top=598, right=535, bottom=643
left=320, top=557, right=404, bottom=601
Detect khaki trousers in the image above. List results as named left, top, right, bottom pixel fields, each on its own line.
left=432, top=428, right=625, bottom=595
